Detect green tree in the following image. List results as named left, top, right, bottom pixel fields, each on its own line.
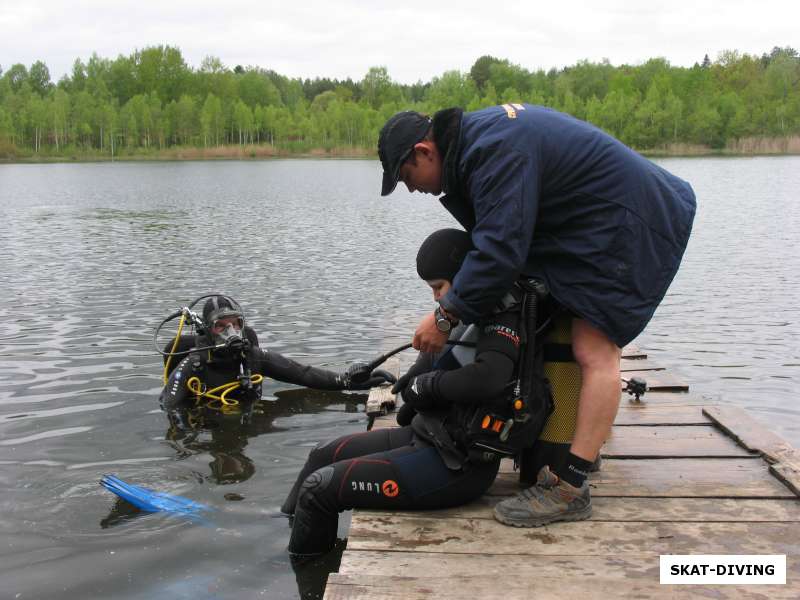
left=51, top=88, right=70, bottom=151
left=200, top=93, right=223, bottom=146
left=29, top=61, right=52, bottom=97
left=488, top=61, right=530, bottom=98
left=4, top=64, right=28, bottom=92
left=174, top=94, right=196, bottom=145
left=134, top=45, right=190, bottom=104
left=108, top=55, right=137, bottom=105
left=425, top=71, right=477, bottom=109
left=480, top=82, right=498, bottom=108
left=28, top=95, right=48, bottom=151
left=469, top=55, right=504, bottom=92
left=361, top=67, right=400, bottom=109
left=0, top=106, right=13, bottom=143
left=70, top=59, right=87, bottom=92
left=238, top=69, right=281, bottom=107
left=233, top=99, right=254, bottom=145
left=71, top=90, right=95, bottom=146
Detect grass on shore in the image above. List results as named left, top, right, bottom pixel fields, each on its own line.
left=2, top=137, right=800, bottom=163
left=0, top=142, right=373, bottom=163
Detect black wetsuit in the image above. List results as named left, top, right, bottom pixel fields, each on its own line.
left=284, top=297, right=522, bottom=555
left=159, top=334, right=350, bottom=427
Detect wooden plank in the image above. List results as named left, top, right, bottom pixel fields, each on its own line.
left=620, top=358, right=664, bottom=372
left=365, top=359, right=399, bottom=420
left=703, top=405, right=798, bottom=461
left=326, top=571, right=797, bottom=600
left=771, top=462, right=800, bottom=497
left=703, top=405, right=800, bottom=497
left=614, top=404, right=709, bottom=425
left=622, top=370, right=688, bottom=392
left=365, top=385, right=396, bottom=418
left=601, top=424, right=754, bottom=458
left=492, top=458, right=795, bottom=498
left=338, top=551, right=800, bottom=584
left=621, top=343, right=646, bottom=359
left=619, top=391, right=704, bottom=406
left=354, top=496, right=800, bottom=522
left=346, top=517, right=800, bottom=557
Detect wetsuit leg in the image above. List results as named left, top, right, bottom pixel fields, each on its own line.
left=288, top=432, right=499, bottom=555
left=281, top=426, right=415, bottom=514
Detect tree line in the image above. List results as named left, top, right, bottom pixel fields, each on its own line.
left=1, top=45, right=798, bottom=158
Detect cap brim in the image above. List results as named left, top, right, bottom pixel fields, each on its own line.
left=381, top=169, right=398, bottom=196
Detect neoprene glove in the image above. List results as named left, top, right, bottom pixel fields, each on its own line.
left=393, top=370, right=444, bottom=411
left=396, top=402, right=417, bottom=426
left=343, top=365, right=397, bottom=390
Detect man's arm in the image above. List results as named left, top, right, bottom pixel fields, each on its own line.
left=255, top=348, right=394, bottom=390
left=440, top=148, right=539, bottom=324
left=400, top=311, right=521, bottom=410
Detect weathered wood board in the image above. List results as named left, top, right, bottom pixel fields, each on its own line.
left=346, top=517, right=799, bottom=557
left=492, top=458, right=796, bottom=498
left=331, top=346, right=800, bottom=600
left=601, top=424, right=755, bottom=457
left=621, top=344, right=646, bottom=359
left=614, top=404, right=710, bottom=425
left=327, top=571, right=797, bottom=600
left=620, top=358, right=665, bottom=372
left=364, top=496, right=800, bottom=523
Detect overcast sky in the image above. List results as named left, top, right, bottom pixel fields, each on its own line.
left=1, top=0, right=797, bottom=84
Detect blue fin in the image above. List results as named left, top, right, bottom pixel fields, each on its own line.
left=100, top=474, right=211, bottom=516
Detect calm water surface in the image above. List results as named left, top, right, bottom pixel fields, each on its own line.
left=0, top=157, right=798, bottom=598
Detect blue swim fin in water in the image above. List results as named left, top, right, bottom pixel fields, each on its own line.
left=100, top=474, right=212, bottom=517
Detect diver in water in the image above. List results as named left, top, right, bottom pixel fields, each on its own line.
left=282, top=228, right=552, bottom=556
left=158, top=295, right=396, bottom=432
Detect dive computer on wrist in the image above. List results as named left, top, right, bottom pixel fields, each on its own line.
left=434, top=305, right=458, bottom=333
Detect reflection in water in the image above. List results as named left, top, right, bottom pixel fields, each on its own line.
left=97, top=387, right=363, bottom=597
left=164, top=389, right=363, bottom=486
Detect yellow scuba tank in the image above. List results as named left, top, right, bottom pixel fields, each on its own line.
left=519, top=310, right=581, bottom=483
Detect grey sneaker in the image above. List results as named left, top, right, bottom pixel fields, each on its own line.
left=493, top=466, right=591, bottom=527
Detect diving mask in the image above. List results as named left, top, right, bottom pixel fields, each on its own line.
left=211, top=316, right=244, bottom=346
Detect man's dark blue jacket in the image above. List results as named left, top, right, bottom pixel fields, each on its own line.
left=436, top=104, right=696, bottom=347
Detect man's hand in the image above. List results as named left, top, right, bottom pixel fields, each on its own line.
left=412, top=311, right=450, bottom=353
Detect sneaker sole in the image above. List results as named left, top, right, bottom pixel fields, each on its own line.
left=493, top=505, right=592, bottom=528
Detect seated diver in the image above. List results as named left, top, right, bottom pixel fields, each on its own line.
left=159, top=294, right=396, bottom=431
left=282, top=228, right=549, bottom=556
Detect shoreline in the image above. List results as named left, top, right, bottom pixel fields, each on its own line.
left=2, top=141, right=800, bottom=164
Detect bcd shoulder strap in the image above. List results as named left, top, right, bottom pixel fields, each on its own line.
left=462, top=278, right=554, bottom=461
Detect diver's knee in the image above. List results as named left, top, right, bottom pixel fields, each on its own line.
left=307, top=439, right=327, bottom=460
left=296, top=465, right=336, bottom=512
left=305, top=438, right=338, bottom=469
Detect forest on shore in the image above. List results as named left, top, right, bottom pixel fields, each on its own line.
left=1, top=45, right=799, bottom=160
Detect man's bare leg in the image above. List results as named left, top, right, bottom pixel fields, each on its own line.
left=493, top=318, right=620, bottom=527
left=569, top=318, right=622, bottom=462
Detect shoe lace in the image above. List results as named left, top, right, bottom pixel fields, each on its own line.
left=520, top=480, right=553, bottom=501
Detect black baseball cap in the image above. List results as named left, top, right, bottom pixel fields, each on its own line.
left=378, top=111, right=432, bottom=196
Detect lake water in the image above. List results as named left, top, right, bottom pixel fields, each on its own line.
left=0, top=157, right=798, bottom=598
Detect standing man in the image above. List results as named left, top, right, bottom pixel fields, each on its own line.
left=378, top=103, right=696, bottom=527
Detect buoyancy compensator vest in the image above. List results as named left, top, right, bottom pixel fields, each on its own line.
left=456, top=279, right=554, bottom=462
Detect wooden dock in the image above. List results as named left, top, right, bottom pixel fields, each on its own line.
left=326, top=346, right=800, bottom=598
